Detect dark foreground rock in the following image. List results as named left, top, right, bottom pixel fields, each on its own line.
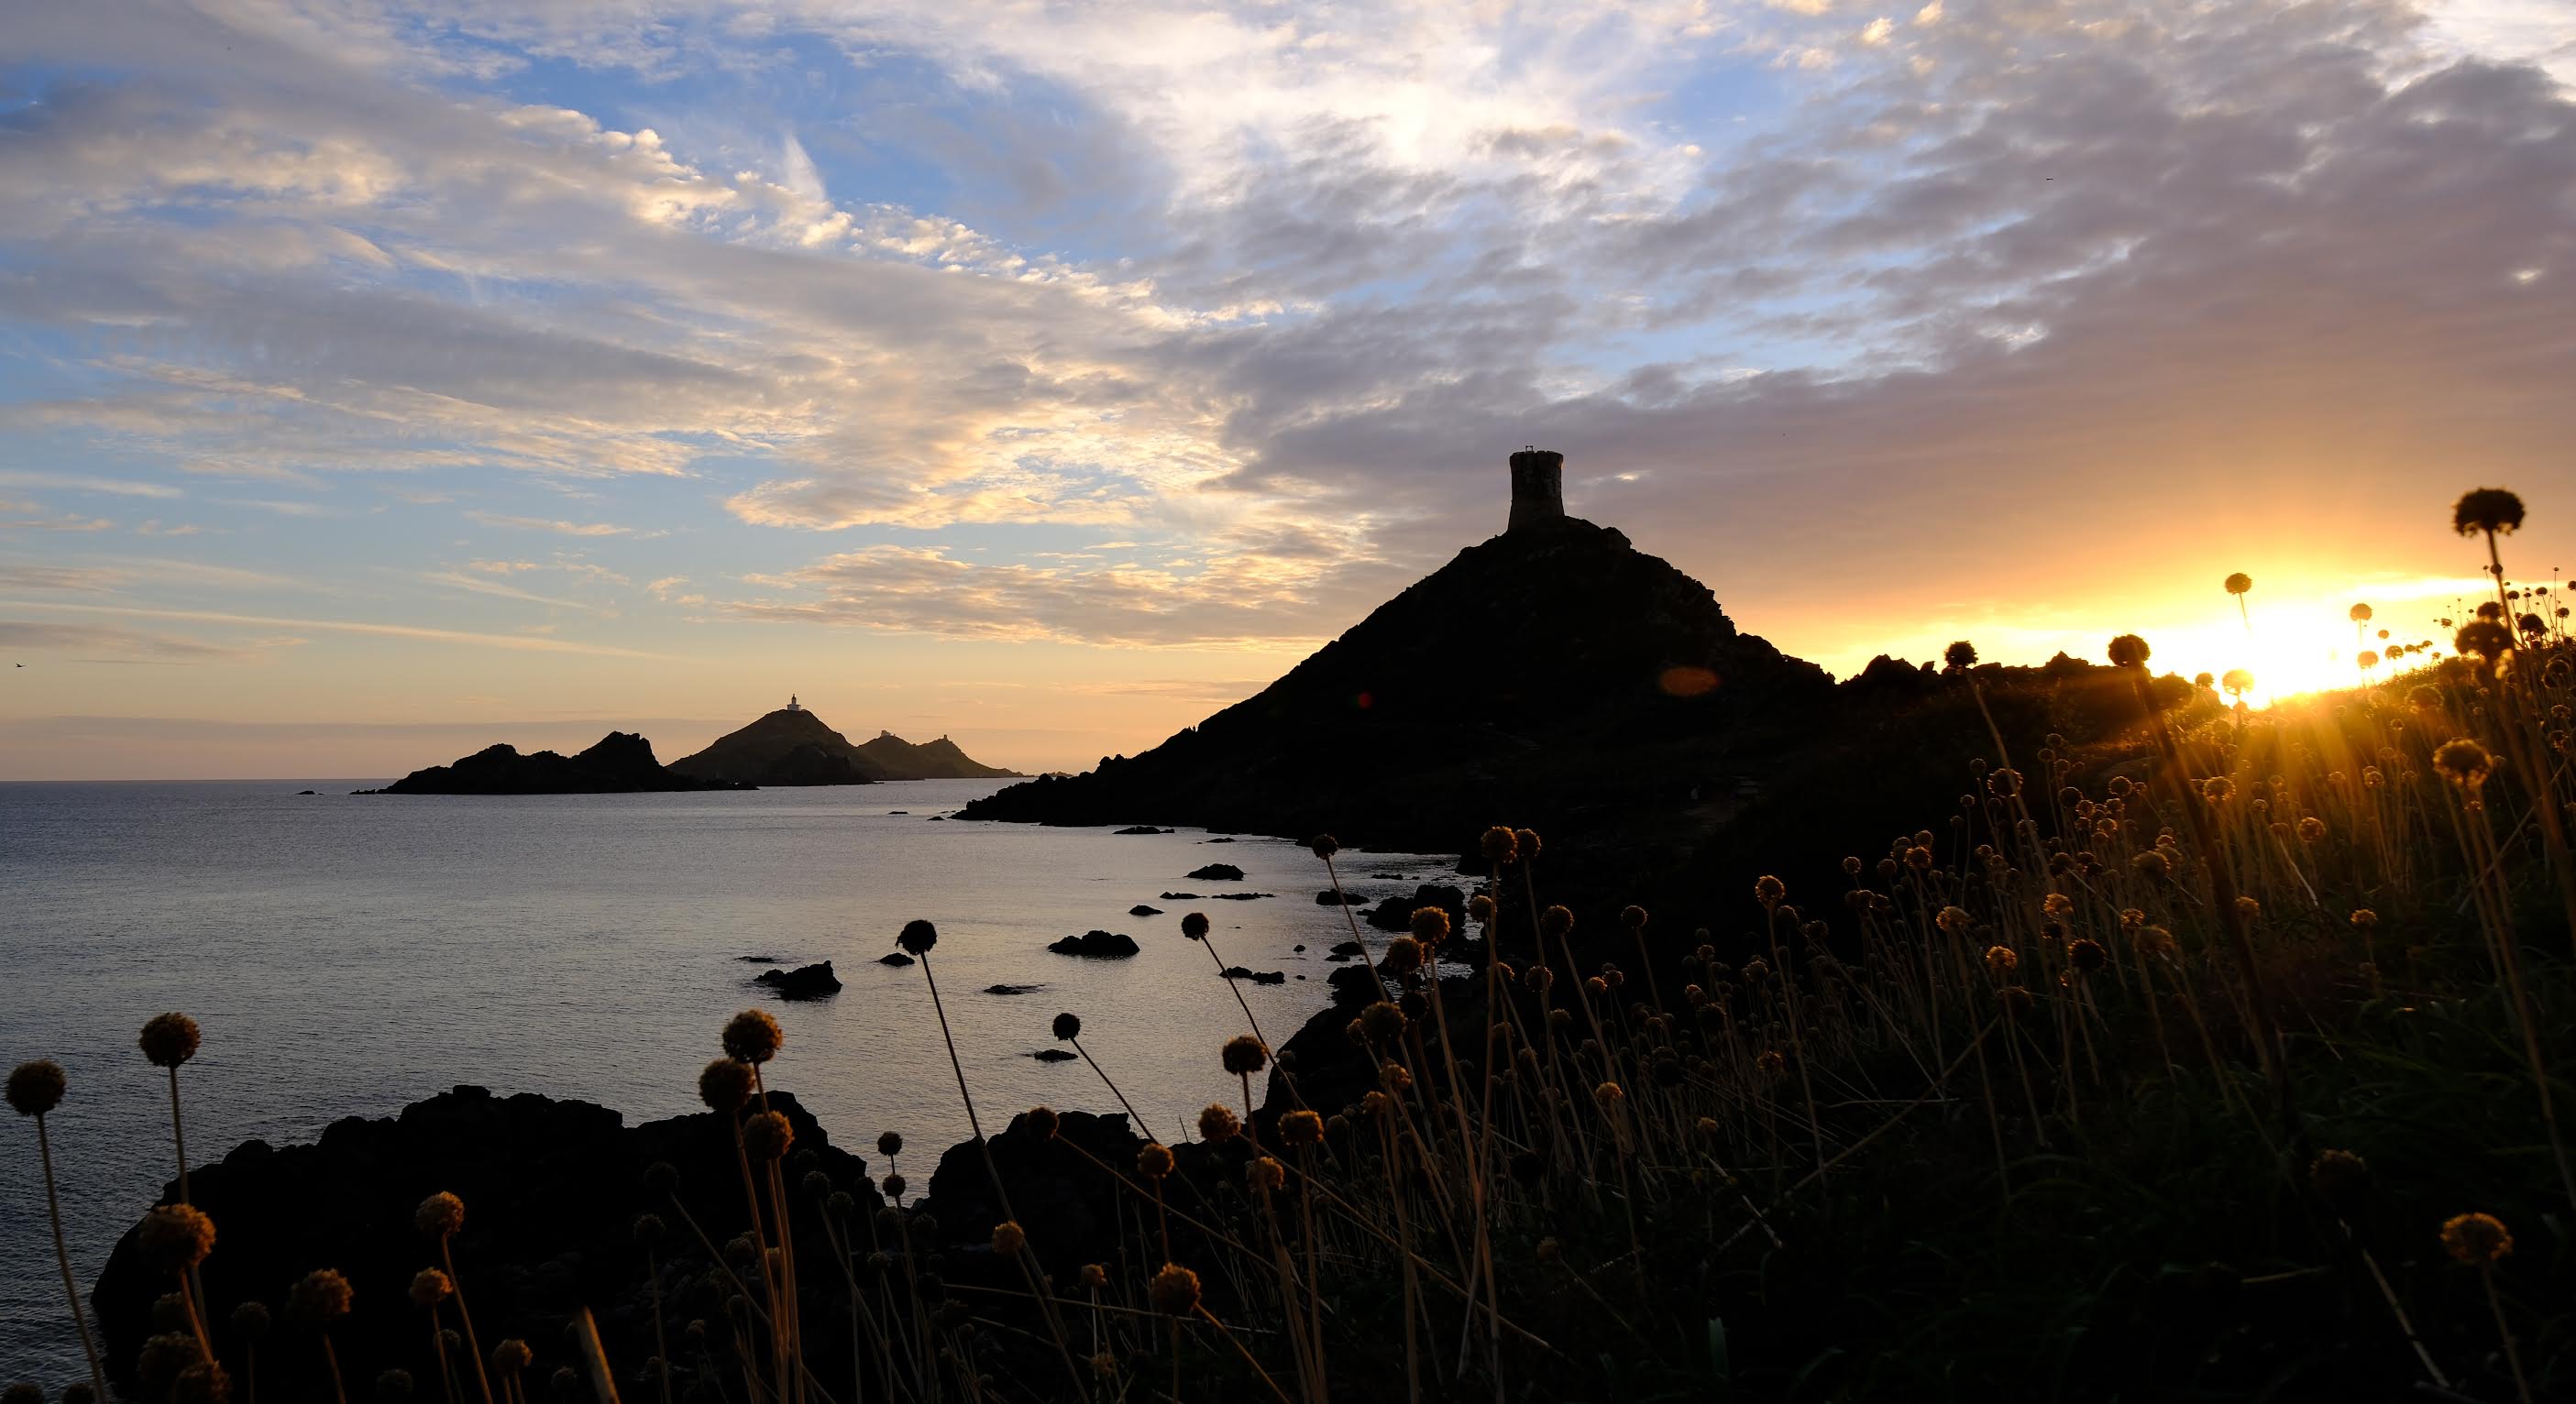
left=92, top=1087, right=879, bottom=1399
left=1366, top=883, right=1466, bottom=932
left=753, top=960, right=842, bottom=999
left=1047, top=929, right=1140, bottom=958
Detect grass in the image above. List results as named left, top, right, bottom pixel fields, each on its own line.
left=10, top=488, right=2576, bottom=1403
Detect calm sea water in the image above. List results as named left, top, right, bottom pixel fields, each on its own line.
left=0, top=780, right=1446, bottom=1384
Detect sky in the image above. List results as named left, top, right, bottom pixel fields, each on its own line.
left=1, top=0, right=2571, bottom=780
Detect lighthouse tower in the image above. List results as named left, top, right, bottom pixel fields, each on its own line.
left=786, top=694, right=802, bottom=712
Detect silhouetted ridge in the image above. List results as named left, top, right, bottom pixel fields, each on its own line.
left=669, top=707, right=1019, bottom=784
left=376, top=731, right=736, bottom=794
left=960, top=514, right=1831, bottom=848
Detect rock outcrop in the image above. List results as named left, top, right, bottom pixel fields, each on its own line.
left=669, top=707, right=1018, bottom=785
left=373, top=732, right=742, bottom=795
left=957, top=507, right=1832, bottom=854
left=1046, top=929, right=1140, bottom=958
left=753, top=960, right=843, bottom=1000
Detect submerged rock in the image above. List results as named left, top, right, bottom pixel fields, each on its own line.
left=984, top=983, right=1041, bottom=996
left=877, top=951, right=917, bottom=967
left=1029, top=1048, right=1078, bottom=1062
left=1047, top=929, right=1140, bottom=959
left=1113, top=825, right=1172, bottom=835
left=1316, top=889, right=1365, bottom=905
left=753, top=960, right=842, bottom=1000
left=1220, top=967, right=1288, bottom=985
left=1128, top=905, right=1164, bottom=916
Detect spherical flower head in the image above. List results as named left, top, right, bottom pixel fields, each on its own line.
left=721, top=1009, right=783, bottom=1065
left=1196, top=1103, right=1240, bottom=1143
left=492, top=1340, right=532, bottom=1374
left=1381, top=1061, right=1414, bottom=1091
left=1754, top=1050, right=1784, bottom=1078
left=882, top=1171, right=907, bottom=1200
left=1280, top=1110, right=1324, bottom=1147
left=1524, top=964, right=1553, bottom=993
left=1904, top=845, right=1934, bottom=872
left=2042, top=893, right=2074, bottom=918
left=2358, top=650, right=2380, bottom=669
left=1360, top=1091, right=1391, bottom=1119
left=409, top=1267, right=453, bottom=1308
left=633, top=1213, right=667, bottom=1247
left=1180, top=912, right=1210, bottom=940
left=1999, top=985, right=2035, bottom=1018
left=139, top=1203, right=217, bottom=1274
left=415, top=1191, right=465, bottom=1240
left=1936, top=905, right=1971, bottom=936
left=1467, top=894, right=1495, bottom=924
left=1753, top=875, right=1786, bottom=907
left=2350, top=909, right=2379, bottom=927
left=1513, top=828, right=1544, bottom=862
left=2453, top=488, right=2525, bottom=537
left=138, top=1014, right=203, bottom=1069
left=2068, top=938, right=2108, bottom=973
left=699, top=1058, right=756, bottom=1114
left=1149, top=1263, right=1201, bottom=1316
left=2107, top=634, right=2151, bottom=668
left=1247, top=1156, right=1285, bottom=1193
left=897, top=919, right=939, bottom=955
left=1479, top=827, right=1517, bottom=864
left=138, top=1333, right=207, bottom=1399
left=1359, top=1001, right=1406, bottom=1046
left=877, top=1131, right=903, bottom=1158
left=1026, top=1105, right=1060, bottom=1139
left=2308, top=1149, right=2371, bottom=1208
left=1079, top=1263, right=1109, bottom=1289
left=2131, top=850, right=2169, bottom=880
left=171, top=1361, right=230, bottom=1404
left=6, top=1058, right=66, bottom=1117
left=1307, top=834, right=1339, bottom=860
left=1942, top=640, right=1977, bottom=671
left=2441, top=1212, right=2513, bottom=1265
left=743, top=1111, right=795, bottom=1162
left=2350, top=602, right=2372, bottom=622
left=1540, top=905, right=1574, bottom=939
left=1409, top=907, right=1451, bottom=945
left=228, top=1300, right=271, bottom=1341
left=375, top=1369, right=414, bottom=1403
left=1619, top=905, right=1649, bottom=931
left=2224, top=572, right=2252, bottom=597
left=1220, top=1035, right=1269, bottom=1077
left=1985, top=945, right=2019, bottom=976
left=1051, top=1012, right=1082, bottom=1041
left=289, top=1268, right=354, bottom=1324
left=2454, top=620, right=2513, bottom=664
left=2297, top=816, right=2326, bottom=842
left=991, top=1221, right=1027, bottom=1256
left=1136, top=1143, right=1174, bottom=1179
left=1382, top=936, right=1425, bottom=975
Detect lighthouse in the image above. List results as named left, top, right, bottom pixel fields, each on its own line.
left=786, top=694, right=802, bottom=712
left=1507, top=447, right=1565, bottom=533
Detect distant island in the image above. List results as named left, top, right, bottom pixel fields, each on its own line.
left=367, top=699, right=1018, bottom=794
left=669, top=698, right=1020, bottom=785
left=367, top=731, right=740, bottom=795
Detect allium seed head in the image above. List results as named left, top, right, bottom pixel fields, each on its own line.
left=1181, top=912, right=1211, bottom=940
left=415, top=1192, right=465, bottom=1240
left=699, top=1058, right=754, bottom=1113
left=491, top=1341, right=532, bottom=1374
left=897, top=920, right=939, bottom=955
left=2107, top=634, right=2151, bottom=668
left=2068, top=938, right=2108, bottom=973
left=1410, top=907, right=1451, bottom=944
left=1221, top=1035, right=1269, bottom=1076
left=1280, top=1110, right=1324, bottom=1146
left=1308, top=834, right=1339, bottom=859
left=288, top=1268, right=353, bottom=1324
left=1137, top=1143, right=1174, bottom=1179
left=6, top=1059, right=65, bottom=1117
left=1051, top=1012, right=1082, bottom=1041
left=877, top=1131, right=903, bottom=1158
left=2440, top=1212, right=2513, bottom=1265
left=1197, top=1103, right=1240, bottom=1143
left=991, top=1222, right=1027, bottom=1256
left=1985, top=945, right=2019, bottom=976
left=721, top=1009, right=783, bottom=1065
left=137, top=1204, right=215, bottom=1275
left=1514, top=829, right=1542, bottom=862
left=1382, top=937, right=1425, bottom=975
left=1027, top=1106, right=1060, bottom=1139
left=409, top=1268, right=453, bottom=1308
left=2453, top=488, right=2525, bottom=538
left=138, top=1014, right=202, bottom=1069
left=1467, top=894, right=1495, bottom=923
left=1149, top=1263, right=1200, bottom=1315
left=228, top=1301, right=270, bottom=1341
left=1541, top=905, right=1573, bottom=938
left=1480, top=827, right=1517, bottom=864
left=1247, top=1157, right=1285, bottom=1193
left=743, top=1111, right=794, bottom=1161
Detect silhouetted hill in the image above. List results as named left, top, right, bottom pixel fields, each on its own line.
left=668, top=707, right=1018, bottom=784
left=373, top=731, right=738, bottom=795
left=960, top=513, right=1833, bottom=851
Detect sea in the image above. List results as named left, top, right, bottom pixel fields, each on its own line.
left=0, top=779, right=1448, bottom=1384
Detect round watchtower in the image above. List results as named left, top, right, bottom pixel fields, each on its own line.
left=1508, top=447, right=1565, bottom=533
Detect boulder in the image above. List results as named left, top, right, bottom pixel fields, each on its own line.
left=1186, top=862, right=1246, bottom=881
left=1366, top=883, right=1467, bottom=932
left=1316, top=889, right=1365, bottom=905
left=1029, top=1048, right=1078, bottom=1062
left=1047, top=929, right=1140, bottom=959
left=753, top=960, right=842, bottom=1000
left=1128, top=905, right=1164, bottom=916
left=877, top=951, right=916, bottom=967
left=984, top=983, right=1041, bottom=996
left=921, top=1109, right=1142, bottom=1275
left=1220, top=967, right=1288, bottom=985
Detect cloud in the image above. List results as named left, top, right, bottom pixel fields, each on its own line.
left=0, top=620, right=255, bottom=661
left=421, top=570, right=618, bottom=615
left=1, top=600, right=671, bottom=657
left=0, top=469, right=182, bottom=498
left=466, top=511, right=639, bottom=537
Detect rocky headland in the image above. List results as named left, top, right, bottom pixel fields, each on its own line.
left=670, top=706, right=1018, bottom=786
left=369, top=732, right=744, bottom=795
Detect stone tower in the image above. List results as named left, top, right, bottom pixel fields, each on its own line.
left=1507, top=447, right=1565, bottom=533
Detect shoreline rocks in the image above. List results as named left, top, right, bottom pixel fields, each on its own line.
left=1047, top=929, right=1140, bottom=958
left=753, top=960, right=842, bottom=999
